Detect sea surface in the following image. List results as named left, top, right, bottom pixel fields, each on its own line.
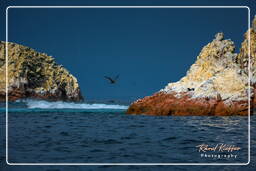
left=0, top=100, right=255, bottom=171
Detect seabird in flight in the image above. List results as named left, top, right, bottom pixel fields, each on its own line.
left=104, top=75, right=119, bottom=84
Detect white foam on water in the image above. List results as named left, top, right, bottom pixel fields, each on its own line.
left=24, top=100, right=128, bottom=109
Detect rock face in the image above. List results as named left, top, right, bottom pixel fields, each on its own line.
left=0, top=41, right=84, bottom=102
left=127, top=17, right=256, bottom=116
left=237, top=16, right=256, bottom=109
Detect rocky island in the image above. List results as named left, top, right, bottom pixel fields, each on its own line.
left=127, top=16, right=256, bottom=116
left=0, top=41, right=83, bottom=102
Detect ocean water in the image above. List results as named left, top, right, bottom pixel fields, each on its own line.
left=0, top=100, right=255, bottom=170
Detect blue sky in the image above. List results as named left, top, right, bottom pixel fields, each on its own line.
left=0, top=0, right=255, bottom=101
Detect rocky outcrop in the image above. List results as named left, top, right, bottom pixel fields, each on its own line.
left=127, top=17, right=256, bottom=116
left=236, top=16, right=256, bottom=109
left=0, top=41, right=84, bottom=102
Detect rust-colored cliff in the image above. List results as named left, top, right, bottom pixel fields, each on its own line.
left=127, top=16, right=256, bottom=116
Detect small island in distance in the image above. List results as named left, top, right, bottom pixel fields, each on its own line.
left=127, top=16, right=256, bottom=116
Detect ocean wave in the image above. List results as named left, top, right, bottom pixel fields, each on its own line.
left=24, top=100, right=128, bottom=110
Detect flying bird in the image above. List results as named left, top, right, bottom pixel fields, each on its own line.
left=104, top=75, right=119, bottom=84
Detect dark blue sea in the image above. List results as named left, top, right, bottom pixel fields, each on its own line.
left=0, top=100, right=255, bottom=170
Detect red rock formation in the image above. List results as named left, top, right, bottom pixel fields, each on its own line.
left=127, top=92, right=249, bottom=116
left=127, top=17, right=256, bottom=116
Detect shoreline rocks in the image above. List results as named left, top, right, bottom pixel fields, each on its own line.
left=127, top=16, right=256, bottom=116
left=0, top=41, right=84, bottom=102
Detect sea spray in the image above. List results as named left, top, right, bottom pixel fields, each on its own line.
left=22, top=99, right=128, bottom=110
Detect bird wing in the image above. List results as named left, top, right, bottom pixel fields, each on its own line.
left=104, top=76, right=114, bottom=82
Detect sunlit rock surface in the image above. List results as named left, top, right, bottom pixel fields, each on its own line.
left=0, top=41, right=84, bottom=102
left=127, top=16, right=256, bottom=116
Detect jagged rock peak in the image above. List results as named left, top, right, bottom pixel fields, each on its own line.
left=127, top=16, right=256, bottom=116
left=214, top=32, right=224, bottom=41
left=161, top=32, right=238, bottom=96
left=127, top=29, right=254, bottom=116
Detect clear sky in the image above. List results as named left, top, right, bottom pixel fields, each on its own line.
left=0, top=0, right=255, bottom=102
